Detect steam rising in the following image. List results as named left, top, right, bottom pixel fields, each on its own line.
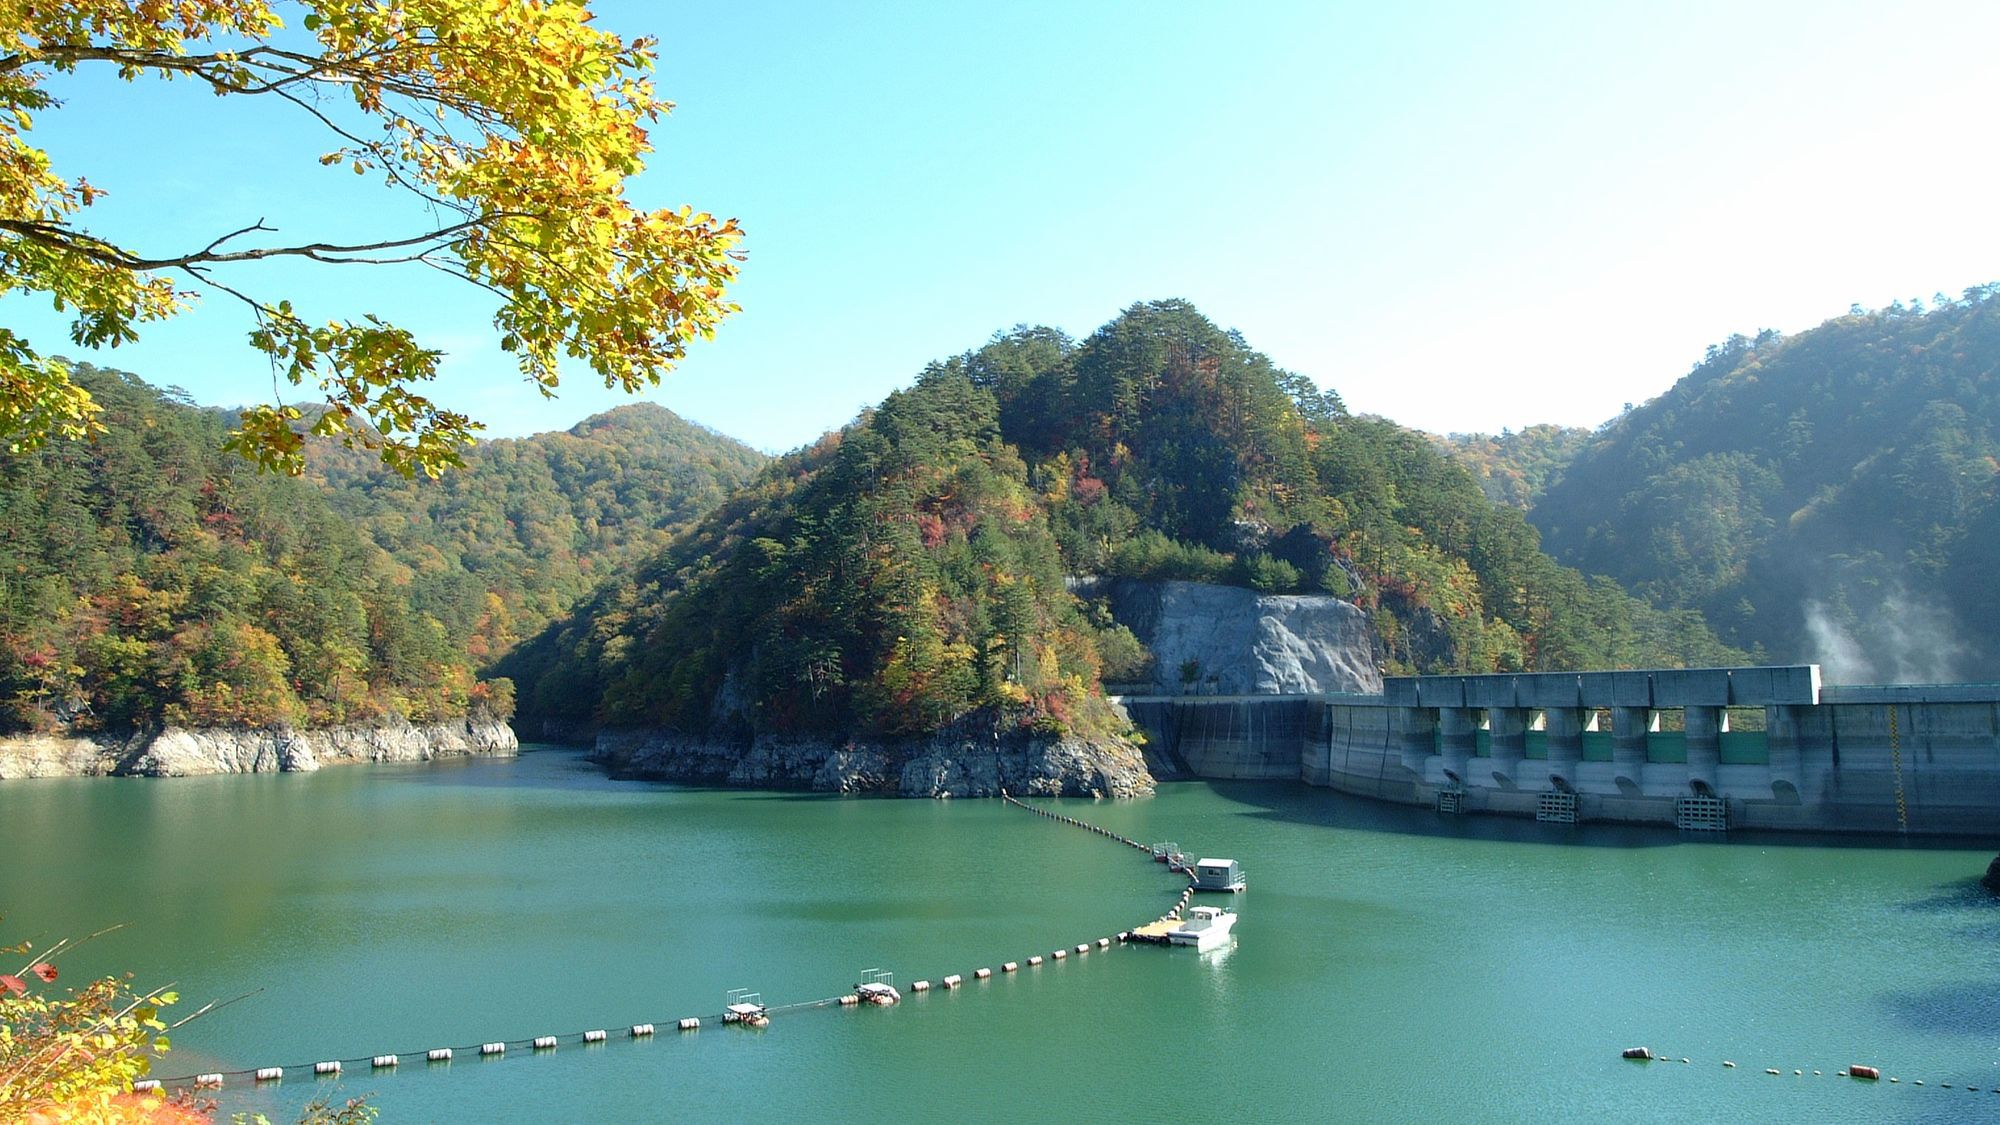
left=1804, top=586, right=1967, bottom=684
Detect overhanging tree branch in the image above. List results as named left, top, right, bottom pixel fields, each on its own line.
left=0, top=214, right=523, bottom=271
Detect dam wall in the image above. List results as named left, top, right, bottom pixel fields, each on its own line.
left=1119, top=666, right=2000, bottom=837
left=1119, top=697, right=1321, bottom=781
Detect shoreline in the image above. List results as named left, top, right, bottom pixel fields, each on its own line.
left=0, top=715, right=518, bottom=780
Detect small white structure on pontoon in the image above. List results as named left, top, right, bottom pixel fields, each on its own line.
left=855, top=968, right=901, bottom=1005
left=1191, top=857, right=1245, bottom=892
left=1167, top=905, right=1238, bottom=951
left=723, top=988, right=769, bottom=1025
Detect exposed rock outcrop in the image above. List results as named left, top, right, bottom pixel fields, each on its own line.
left=1984, top=855, right=2000, bottom=895
left=591, top=577, right=1384, bottom=798
left=1081, top=578, right=1383, bottom=695
left=594, top=714, right=1154, bottom=799
left=0, top=717, right=517, bottom=780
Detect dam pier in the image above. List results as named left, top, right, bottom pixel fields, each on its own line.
left=1121, top=665, right=2000, bottom=836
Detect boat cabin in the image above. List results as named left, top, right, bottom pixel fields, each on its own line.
left=1191, top=857, right=1245, bottom=892
left=1166, top=904, right=1239, bottom=950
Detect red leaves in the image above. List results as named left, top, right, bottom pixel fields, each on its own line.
left=0, top=964, right=55, bottom=993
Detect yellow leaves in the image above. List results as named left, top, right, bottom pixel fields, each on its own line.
left=1, top=951, right=182, bottom=1118
left=0, top=353, right=104, bottom=453
left=2, top=0, right=739, bottom=475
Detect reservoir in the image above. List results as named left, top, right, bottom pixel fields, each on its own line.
left=3, top=747, right=1996, bottom=1122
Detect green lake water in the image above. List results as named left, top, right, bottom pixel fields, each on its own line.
left=2, top=747, right=1997, bottom=1123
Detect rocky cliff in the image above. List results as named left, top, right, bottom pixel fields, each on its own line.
left=594, top=714, right=1154, bottom=799
left=0, top=716, right=518, bottom=780
left=1084, top=578, right=1384, bottom=695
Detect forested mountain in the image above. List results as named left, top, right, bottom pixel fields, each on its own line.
left=506, top=301, right=1739, bottom=739
left=0, top=365, right=763, bottom=736
left=307, top=404, right=764, bottom=663
left=1442, top=425, right=1594, bottom=509
left=1530, top=287, right=2000, bottom=681
left=0, top=366, right=502, bottom=733
left=500, top=374, right=1133, bottom=740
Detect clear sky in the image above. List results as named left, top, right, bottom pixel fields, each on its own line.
left=9, top=0, right=2000, bottom=452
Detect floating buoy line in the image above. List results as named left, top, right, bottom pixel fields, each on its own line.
left=1619, top=1048, right=1991, bottom=1096
left=140, top=791, right=1197, bottom=1095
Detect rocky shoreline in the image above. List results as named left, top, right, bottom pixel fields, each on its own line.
left=593, top=719, right=1155, bottom=799
left=0, top=716, right=518, bottom=779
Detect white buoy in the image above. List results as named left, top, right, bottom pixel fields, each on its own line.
left=911, top=980, right=931, bottom=992
left=943, top=974, right=963, bottom=989
left=1028, top=955, right=1043, bottom=966
left=1052, top=949, right=1067, bottom=960
left=839, top=993, right=860, bottom=1006
left=196, top=1073, right=226, bottom=1088
left=371, top=1055, right=398, bottom=1068
left=133, top=1080, right=163, bottom=1093
left=632, top=1023, right=656, bottom=1036
left=533, top=1037, right=558, bottom=1050
left=480, top=1043, right=506, bottom=1057
left=1002, top=962, right=1019, bottom=972
left=974, top=968, right=992, bottom=979
left=1076, top=944, right=1091, bottom=954
left=427, top=1048, right=453, bottom=1062
left=314, top=1061, right=342, bottom=1076
left=1098, top=938, right=1112, bottom=948
left=676, top=1018, right=698, bottom=1031
left=255, top=1067, right=283, bottom=1082
left=584, top=1030, right=607, bottom=1043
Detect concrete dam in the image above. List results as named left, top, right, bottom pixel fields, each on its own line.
left=1119, top=666, right=2000, bottom=837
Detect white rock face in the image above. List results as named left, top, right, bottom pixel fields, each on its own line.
left=0, top=717, right=518, bottom=780
left=1114, top=580, right=1383, bottom=695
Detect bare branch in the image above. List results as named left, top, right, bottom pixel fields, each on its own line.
left=0, top=214, right=525, bottom=272
left=195, top=219, right=275, bottom=258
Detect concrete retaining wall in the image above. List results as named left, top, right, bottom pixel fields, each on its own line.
left=1120, top=667, right=2000, bottom=838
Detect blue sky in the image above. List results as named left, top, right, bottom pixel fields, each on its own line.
left=10, top=0, right=2000, bottom=451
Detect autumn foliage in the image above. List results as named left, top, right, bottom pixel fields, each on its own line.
left=1, top=0, right=741, bottom=476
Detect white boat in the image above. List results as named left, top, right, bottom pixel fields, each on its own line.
left=1166, top=905, right=1238, bottom=951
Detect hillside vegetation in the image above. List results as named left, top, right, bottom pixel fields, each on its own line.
left=308, top=403, right=764, bottom=662
left=0, top=365, right=763, bottom=736
left=506, top=301, right=1739, bottom=739
left=1530, top=287, right=2000, bottom=680
left=1442, top=424, right=1594, bottom=509
left=0, top=366, right=498, bottom=732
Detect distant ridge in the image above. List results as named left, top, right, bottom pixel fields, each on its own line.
left=1529, top=286, right=2000, bottom=680
left=308, top=397, right=767, bottom=665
